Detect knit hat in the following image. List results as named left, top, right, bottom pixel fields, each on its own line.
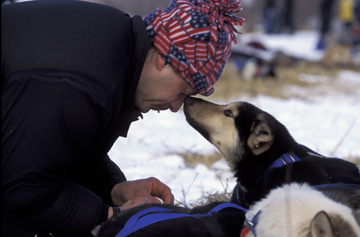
left=143, top=0, right=245, bottom=96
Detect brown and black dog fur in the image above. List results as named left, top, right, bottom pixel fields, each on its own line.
left=183, top=97, right=360, bottom=206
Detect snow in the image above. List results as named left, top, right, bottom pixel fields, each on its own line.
left=109, top=32, right=360, bottom=205
left=238, top=31, right=324, bottom=61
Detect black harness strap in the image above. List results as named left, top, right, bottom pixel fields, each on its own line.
left=284, top=162, right=294, bottom=184
left=199, top=214, right=226, bottom=237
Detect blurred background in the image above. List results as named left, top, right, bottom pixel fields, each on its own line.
left=11, top=0, right=355, bottom=34
left=84, top=0, right=359, bottom=42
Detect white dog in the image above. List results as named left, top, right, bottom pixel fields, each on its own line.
left=244, top=183, right=360, bottom=237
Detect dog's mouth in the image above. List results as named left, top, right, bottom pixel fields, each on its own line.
left=184, top=97, right=247, bottom=170
left=185, top=116, right=210, bottom=141
left=184, top=97, right=211, bottom=141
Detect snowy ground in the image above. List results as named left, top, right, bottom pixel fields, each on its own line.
left=109, top=31, right=360, bottom=205
left=237, top=31, right=325, bottom=61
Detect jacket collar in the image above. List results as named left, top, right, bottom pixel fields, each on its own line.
left=117, top=16, right=150, bottom=137
left=127, top=15, right=152, bottom=102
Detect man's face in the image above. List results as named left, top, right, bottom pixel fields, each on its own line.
left=134, top=69, right=197, bottom=113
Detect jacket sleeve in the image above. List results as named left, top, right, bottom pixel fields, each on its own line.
left=2, top=70, right=117, bottom=236
left=2, top=1, right=137, bottom=235
left=67, top=154, right=127, bottom=206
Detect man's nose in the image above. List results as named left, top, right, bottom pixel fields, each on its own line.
left=169, top=96, right=185, bottom=112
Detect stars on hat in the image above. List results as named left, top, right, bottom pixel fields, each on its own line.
left=190, top=12, right=210, bottom=28
left=143, top=10, right=157, bottom=25
left=171, top=46, right=187, bottom=63
left=164, top=1, right=178, bottom=13
left=191, top=72, right=208, bottom=90
left=143, top=0, right=245, bottom=96
left=217, top=29, right=227, bottom=44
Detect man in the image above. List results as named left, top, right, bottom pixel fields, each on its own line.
left=1, top=0, right=244, bottom=236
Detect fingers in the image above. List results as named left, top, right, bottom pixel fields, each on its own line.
left=156, top=184, right=174, bottom=204
left=119, top=196, right=152, bottom=211
left=111, top=182, right=128, bottom=206
left=146, top=177, right=175, bottom=204
left=163, top=192, right=175, bottom=205
left=111, top=177, right=175, bottom=207
left=134, top=186, right=163, bottom=204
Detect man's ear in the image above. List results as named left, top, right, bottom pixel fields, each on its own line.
left=247, top=120, right=274, bottom=155
left=156, top=53, right=167, bottom=71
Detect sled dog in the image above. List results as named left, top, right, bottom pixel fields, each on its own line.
left=183, top=97, right=360, bottom=206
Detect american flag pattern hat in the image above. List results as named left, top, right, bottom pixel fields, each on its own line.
left=143, top=0, right=245, bottom=96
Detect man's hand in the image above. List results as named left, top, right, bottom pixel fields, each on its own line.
left=111, top=177, right=174, bottom=207
left=108, top=196, right=153, bottom=219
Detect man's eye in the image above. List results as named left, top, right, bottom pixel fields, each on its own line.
left=224, top=110, right=233, bottom=117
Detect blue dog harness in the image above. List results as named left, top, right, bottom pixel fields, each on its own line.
left=116, top=147, right=359, bottom=237
left=234, top=153, right=302, bottom=212
left=240, top=153, right=301, bottom=237
left=115, top=153, right=302, bottom=237
left=255, top=152, right=301, bottom=185
left=115, top=203, right=249, bottom=237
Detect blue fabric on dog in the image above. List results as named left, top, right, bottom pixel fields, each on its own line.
left=265, top=153, right=301, bottom=172
left=255, top=152, right=301, bottom=185
left=115, top=203, right=248, bottom=237
left=208, top=202, right=248, bottom=213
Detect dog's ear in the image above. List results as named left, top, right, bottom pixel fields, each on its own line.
left=309, top=211, right=334, bottom=237
left=247, top=120, right=274, bottom=155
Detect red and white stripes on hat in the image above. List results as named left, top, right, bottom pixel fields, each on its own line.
left=144, top=0, right=245, bottom=96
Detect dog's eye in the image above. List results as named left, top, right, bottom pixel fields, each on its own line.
left=224, top=109, right=233, bottom=117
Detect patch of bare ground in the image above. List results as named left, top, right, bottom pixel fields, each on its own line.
left=209, top=59, right=360, bottom=102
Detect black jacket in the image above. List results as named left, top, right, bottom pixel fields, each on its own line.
left=1, top=1, right=150, bottom=236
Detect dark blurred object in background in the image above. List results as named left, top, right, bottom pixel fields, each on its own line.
left=278, top=0, right=295, bottom=34
left=263, top=0, right=278, bottom=34
left=316, top=0, right=335, bottom=50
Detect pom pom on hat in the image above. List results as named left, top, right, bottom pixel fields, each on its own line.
left=144, top=0, right=245, bottom=96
